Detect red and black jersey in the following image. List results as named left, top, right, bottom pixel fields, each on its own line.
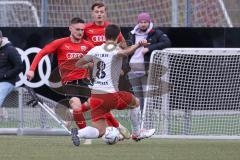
left=84, top=21, right=124, bottom=46
left=30, top=37, right=94, bottom=83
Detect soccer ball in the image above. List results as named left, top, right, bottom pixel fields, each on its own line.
left=102, top=127, right=120, bottom=145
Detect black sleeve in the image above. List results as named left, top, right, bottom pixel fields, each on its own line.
left=125, top=33, right=135, bottom=46
left=5, top=47, right=23, bottom=79
left=147, top=30, right=171, bottom=53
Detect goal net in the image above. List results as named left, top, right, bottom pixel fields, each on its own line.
left=0, top=0, right=232, bottom=27
left=142, top=48, right=240, bottom=139
left=0, top=87, right=68, bottom=135
left=0, top=1, right=40, bottom=27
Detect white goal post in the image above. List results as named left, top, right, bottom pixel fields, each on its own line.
left=142, top=48, right=240, bottom=139
left=0, top=1, right=40, bottom=27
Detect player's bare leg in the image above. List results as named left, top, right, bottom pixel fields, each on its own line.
left=69, top=97, right=92, bottom=145
left=128, top=96, right=155, bottom=141
left=92, top=119, right=108, bottom=137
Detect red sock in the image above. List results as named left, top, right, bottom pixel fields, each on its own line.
left=73, top=106, right=87, bottom=129
left=104, top=112, right=119, bottom=128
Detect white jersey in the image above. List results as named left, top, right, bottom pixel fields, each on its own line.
left=87, top=44, right=122, bottom=93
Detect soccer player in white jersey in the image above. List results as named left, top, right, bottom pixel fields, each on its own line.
left=70, top=24, right=155, bottom=146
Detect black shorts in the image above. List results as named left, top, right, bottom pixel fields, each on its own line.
left=63, top=78, right=91, bottom=102
left=53, top=78, right=91, bottom=108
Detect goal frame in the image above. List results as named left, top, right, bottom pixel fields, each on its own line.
left=0, top=87, right=69, bottom=136
left=143, top=48, right=240, bottom=139
left=0, top=1, right=40, bottom=27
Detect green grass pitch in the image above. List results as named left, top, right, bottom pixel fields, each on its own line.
left=0, top=136, right=240, bottom=160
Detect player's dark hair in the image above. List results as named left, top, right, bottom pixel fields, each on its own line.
left=91, top=1, right=106, bottom=10
left=70, top=17, right=85, bottom=24
left=0, top=30, right=2, bottom=37
left=105, top=24, right=120, bottom=41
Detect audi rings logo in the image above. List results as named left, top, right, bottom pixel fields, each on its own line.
left=92, top=35, right=105, bottom=42
left=66, top=52, right=83, bottom=59
left=16, top=47, right=61, bottom=88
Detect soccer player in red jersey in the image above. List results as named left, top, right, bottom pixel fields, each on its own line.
left=70, top=24, right=155, bottom=146
left=27, top=18, right=94, bottom=84
left=84, top=2, right=126, bottom=47
left=71, top=2, right=130, bottom=140
left=27, top=17, right=94, bottom=129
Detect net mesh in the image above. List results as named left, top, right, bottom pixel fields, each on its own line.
left=0, top=0, right=233, bottom=27
left=0, top=1, right=40, bottom=26
left=0, top=88, right=63, bottom=129
left=143, top=49, right=240, bottom=136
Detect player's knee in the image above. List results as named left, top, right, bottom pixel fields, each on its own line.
left=93, top=126, right=105, bottom=137
left=129, top=96, right=140, bottom=109
left=135, top=97, right=140, bottom=107
left=69, top=97, right=81, bottom=109
left=92, top=120, right=107, bottom=137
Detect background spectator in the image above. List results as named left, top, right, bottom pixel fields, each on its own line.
left=0, top=30, right=23, bottom=119
left=127, top=12, right=171, bottom=112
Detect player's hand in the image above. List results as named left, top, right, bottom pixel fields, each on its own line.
left=138, top=39, right=149, bottom=46
left=27, top=70, right=35, bottom=81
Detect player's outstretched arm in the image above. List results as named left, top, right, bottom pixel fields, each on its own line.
left=27, top=39, right=64, bottom=81
left=117, top=39, right=149, bottom=57
left=75, top=55, right=93, bottom=69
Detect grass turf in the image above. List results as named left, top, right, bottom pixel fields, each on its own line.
left=0, top=136, right=240, bottom=160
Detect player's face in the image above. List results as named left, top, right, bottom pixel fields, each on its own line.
left=138, top=20, right=150, bottom=32
left=92, top=6, right=106, bottom=23
left=69, top=23, right=85, bottom=40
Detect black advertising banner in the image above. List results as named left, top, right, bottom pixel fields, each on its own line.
left=0, top=27, right=240, bottom=103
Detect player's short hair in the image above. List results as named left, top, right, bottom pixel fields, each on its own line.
left=70, top=17, right=85, bottom=24
left=91, top=1, right=106, bottom=10
left=0, top=30, right=2, bottom=38
left=105, top=24, right=120, bottom=41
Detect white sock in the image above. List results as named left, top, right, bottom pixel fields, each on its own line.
left=130, top=106, right=141, bottom=136
left=77, top=126, right=99, bottom=139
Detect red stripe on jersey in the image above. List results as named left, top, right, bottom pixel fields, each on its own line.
left=30, top=37, right=94, bottom=83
